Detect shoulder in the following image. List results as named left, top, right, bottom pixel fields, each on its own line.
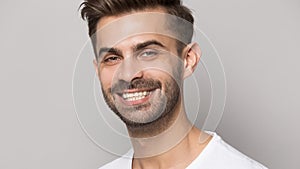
left=190, top=132, right=268, bottom=169
left=98, top=150, right=133, bottom=169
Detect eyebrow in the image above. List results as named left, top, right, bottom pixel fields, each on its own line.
left=98, top=40, right=166, bottom=58
left=98, top=47, right=122, bottom=58
left=134, top=40, right=166, bottom=51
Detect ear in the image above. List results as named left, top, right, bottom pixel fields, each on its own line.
left=93, top=59, right=99, bottom=76
left=183, top=43, right=201, bottom=78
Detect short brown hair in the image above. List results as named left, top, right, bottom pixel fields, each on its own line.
left=80, top=0, right=194, bottom=36
left=80, top=0, right=194, bottom=56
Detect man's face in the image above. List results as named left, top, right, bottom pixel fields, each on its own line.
left=94, top=11, right=185, bottom=128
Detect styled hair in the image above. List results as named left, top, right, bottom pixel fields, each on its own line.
left=80, top=0, right=194, bottom=56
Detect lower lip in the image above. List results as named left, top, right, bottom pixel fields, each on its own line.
left=119, top=91, right=154, bottom=106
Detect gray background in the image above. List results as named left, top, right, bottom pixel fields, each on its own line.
left=0, top=0, right=299, bottom=169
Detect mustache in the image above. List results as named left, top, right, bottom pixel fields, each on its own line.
left=111, top=78, right=162, bottom=94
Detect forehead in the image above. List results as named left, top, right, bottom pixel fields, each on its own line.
left=95, top=11, right=179, bottom=51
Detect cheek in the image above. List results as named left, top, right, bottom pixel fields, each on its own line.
left=143, top=59, right=174, bottom=76
left=146, top=63, right=182, bottom=89
left=99, top=67, right=116, bottom=89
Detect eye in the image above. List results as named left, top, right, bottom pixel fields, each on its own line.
left=102, top=55, right=122, bottom=65
left=139, top=50, right=159, bottom=58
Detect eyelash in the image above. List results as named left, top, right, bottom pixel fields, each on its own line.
left=139, top=50, right=158, bottom=58
left=102, top=55, right=122, bottom=65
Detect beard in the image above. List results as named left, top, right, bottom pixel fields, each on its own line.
left=101, top=76, right=181, bottom=129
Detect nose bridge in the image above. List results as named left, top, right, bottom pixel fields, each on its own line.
left=116, top=54, right=142, bottom=82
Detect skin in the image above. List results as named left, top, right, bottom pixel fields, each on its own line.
left=93, top=7, right=212, bottom=169
left=99, top=34, right=183, bottom=135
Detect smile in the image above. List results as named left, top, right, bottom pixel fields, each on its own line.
left=122, top=91, right=151, bottom=101
left=116, top=88, right=158, bottom=105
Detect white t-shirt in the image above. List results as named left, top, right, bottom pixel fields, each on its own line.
left=99, top=132, right=268, bottom=169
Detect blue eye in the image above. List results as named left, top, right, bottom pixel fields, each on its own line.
left=140, top=50, right=158, bottom=58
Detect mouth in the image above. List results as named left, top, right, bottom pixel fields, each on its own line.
left=116, top=88, right=157, bottom=105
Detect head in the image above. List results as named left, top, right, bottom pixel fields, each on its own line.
left=80, top=0, right=201, bottom=136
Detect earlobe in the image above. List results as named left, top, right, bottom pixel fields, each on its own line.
left=183, top=43, right=201, bottom=79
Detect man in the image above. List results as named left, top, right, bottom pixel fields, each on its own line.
left=80, top=0, right=268, bottom=168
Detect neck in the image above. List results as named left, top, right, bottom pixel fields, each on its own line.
left=132, top=126, right=212, bottom=169
left=130, top=108, right=192, bottom=157
left=128, top=100, right=212, bottom=169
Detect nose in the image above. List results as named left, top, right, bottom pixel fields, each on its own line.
left=116, top=56, right=143, bottom=82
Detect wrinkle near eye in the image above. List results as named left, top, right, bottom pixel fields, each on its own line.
left=102, top=55, right=123, bottom=66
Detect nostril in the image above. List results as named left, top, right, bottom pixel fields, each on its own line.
left=116, top=64, right=144, bottom=82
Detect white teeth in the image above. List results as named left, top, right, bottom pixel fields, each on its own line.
left=122, top=91, right=150, bottom=101
left=126, top=95, right=146, bottom=101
